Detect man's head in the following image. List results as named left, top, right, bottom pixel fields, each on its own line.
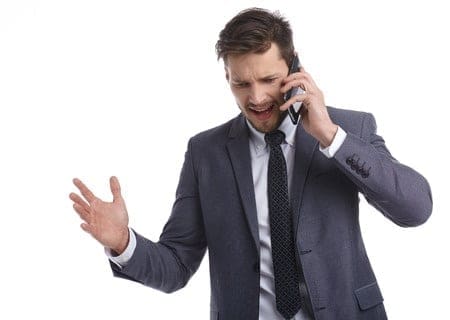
left=216, top=8, right=295, bottom=133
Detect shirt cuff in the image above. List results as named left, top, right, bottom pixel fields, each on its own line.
left=105, top=228, right=137, bottom=269
left=319, top=126, right=347, bottom=158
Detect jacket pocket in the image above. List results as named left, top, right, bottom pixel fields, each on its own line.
left=354, top=281, right=384, bottom=310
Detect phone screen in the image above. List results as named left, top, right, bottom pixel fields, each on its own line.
left=284, top=54, right=304, bottom=125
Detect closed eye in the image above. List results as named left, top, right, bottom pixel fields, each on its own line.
left=263, top=78, right=277, bottom=84
left=233, top=82, right=249, bottom=88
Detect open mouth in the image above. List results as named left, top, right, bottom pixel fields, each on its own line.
left=248, top=104, right=276, bottom=120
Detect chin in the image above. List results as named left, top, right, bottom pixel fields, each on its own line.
left=249, top=117, right=279, bottom=133
left=248, top=111, right=287, bottom=133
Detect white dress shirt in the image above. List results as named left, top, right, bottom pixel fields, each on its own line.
left=108, top=115, right=347, bottom=319
left=246, top=115, right=345, bottom=319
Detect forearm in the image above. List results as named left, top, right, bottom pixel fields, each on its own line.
left=111, top=230, right=198, bottom=293
left=333, top=131, right=432, bottom=226
left=111, top=139, right=207, bottom=293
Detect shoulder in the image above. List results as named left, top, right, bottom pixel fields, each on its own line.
left=327, top=106, right=376, bottom=137
left=188, top=114, right=242, bottom=148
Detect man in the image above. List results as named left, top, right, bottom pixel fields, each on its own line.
left=70, top=8, right=432, bottom=320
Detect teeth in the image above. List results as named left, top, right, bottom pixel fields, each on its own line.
left=250, top=104, right=274, bottom=112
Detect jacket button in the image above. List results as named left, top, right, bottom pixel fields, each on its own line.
left=357, top=161, right=367, bottom=175
left=253, top=263, right=260, bottom=273
left=346, top=154, right=358, bottom=166
left=350, top=157, right=360, bottom=171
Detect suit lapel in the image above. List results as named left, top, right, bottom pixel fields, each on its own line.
left=224, top=115, right=318, bottom=253
left=291, top=124, right=318, bottom=237
left=226, top=115, right=260, bottom=254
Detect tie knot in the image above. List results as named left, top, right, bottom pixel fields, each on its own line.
left=265, top=130, right=285, bottom=147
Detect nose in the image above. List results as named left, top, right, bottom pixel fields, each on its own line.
left=249, top=84, right=266, bottom=105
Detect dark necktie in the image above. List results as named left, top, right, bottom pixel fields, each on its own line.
left=265, top=130, right=301, bottom=319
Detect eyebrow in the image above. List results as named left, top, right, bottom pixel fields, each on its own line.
left=231, top=73, right=282, bottom=83
left=261, top=73, right=280, bottom=79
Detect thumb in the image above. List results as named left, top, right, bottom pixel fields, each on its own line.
left=110, top=176, right=122, bottom=201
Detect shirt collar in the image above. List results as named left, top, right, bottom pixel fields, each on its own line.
left=247, top=115, right=297, bottom=156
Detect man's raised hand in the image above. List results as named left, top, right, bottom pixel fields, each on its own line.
left=70, top=176, right=130, bottom=254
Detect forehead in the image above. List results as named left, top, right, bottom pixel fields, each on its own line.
left=226, top=43, right=288, bottom=80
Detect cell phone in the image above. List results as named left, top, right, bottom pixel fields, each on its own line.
left=284, top=54, right=304, bottom=125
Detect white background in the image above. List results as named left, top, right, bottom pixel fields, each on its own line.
left=1, top=1, right=448, bottom=319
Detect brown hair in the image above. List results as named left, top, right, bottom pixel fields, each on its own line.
left=215, top=8, right=295, bottom=66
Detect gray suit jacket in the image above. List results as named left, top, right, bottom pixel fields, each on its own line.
left=111, top=107, right=432, bottom=320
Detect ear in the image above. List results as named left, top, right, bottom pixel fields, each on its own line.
left=224, top=67, right=229, bottom=82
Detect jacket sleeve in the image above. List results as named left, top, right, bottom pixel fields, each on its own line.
left=111, top=138, right=207, bottom=293
left=333, top=112, right=432, bottom=227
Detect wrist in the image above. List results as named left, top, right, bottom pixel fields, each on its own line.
left=111, top=227, right=130, bottom=255
left=318, top=123, right=338, bottom=148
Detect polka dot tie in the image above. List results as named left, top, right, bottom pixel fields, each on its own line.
left=265, top=130, right=301, bottom=319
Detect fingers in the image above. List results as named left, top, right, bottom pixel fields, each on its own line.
left=281, top=69, right=317, bottom=93
left=282, top=71, right=308, bottom=87
left=280, top=79, right=307, bottom=94
left=110, top=176, right=122, bottom=202
left=73, top=202, right=92, bottom=223
left=279, top=92, right=307, bottom=111
left=80, top=222, right=93, bottom=234
left=298, top=68, right=319, bottom=88
left=70, top=189, right=92, bottom=222
left=73, top=178, right=97, bottom=204
left=280, top=68, right=322, bottom=112
left=69, top=192, right=90, bottom=212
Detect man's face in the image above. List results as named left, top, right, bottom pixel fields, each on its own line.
left=225, top=43, right=289, bottom=133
